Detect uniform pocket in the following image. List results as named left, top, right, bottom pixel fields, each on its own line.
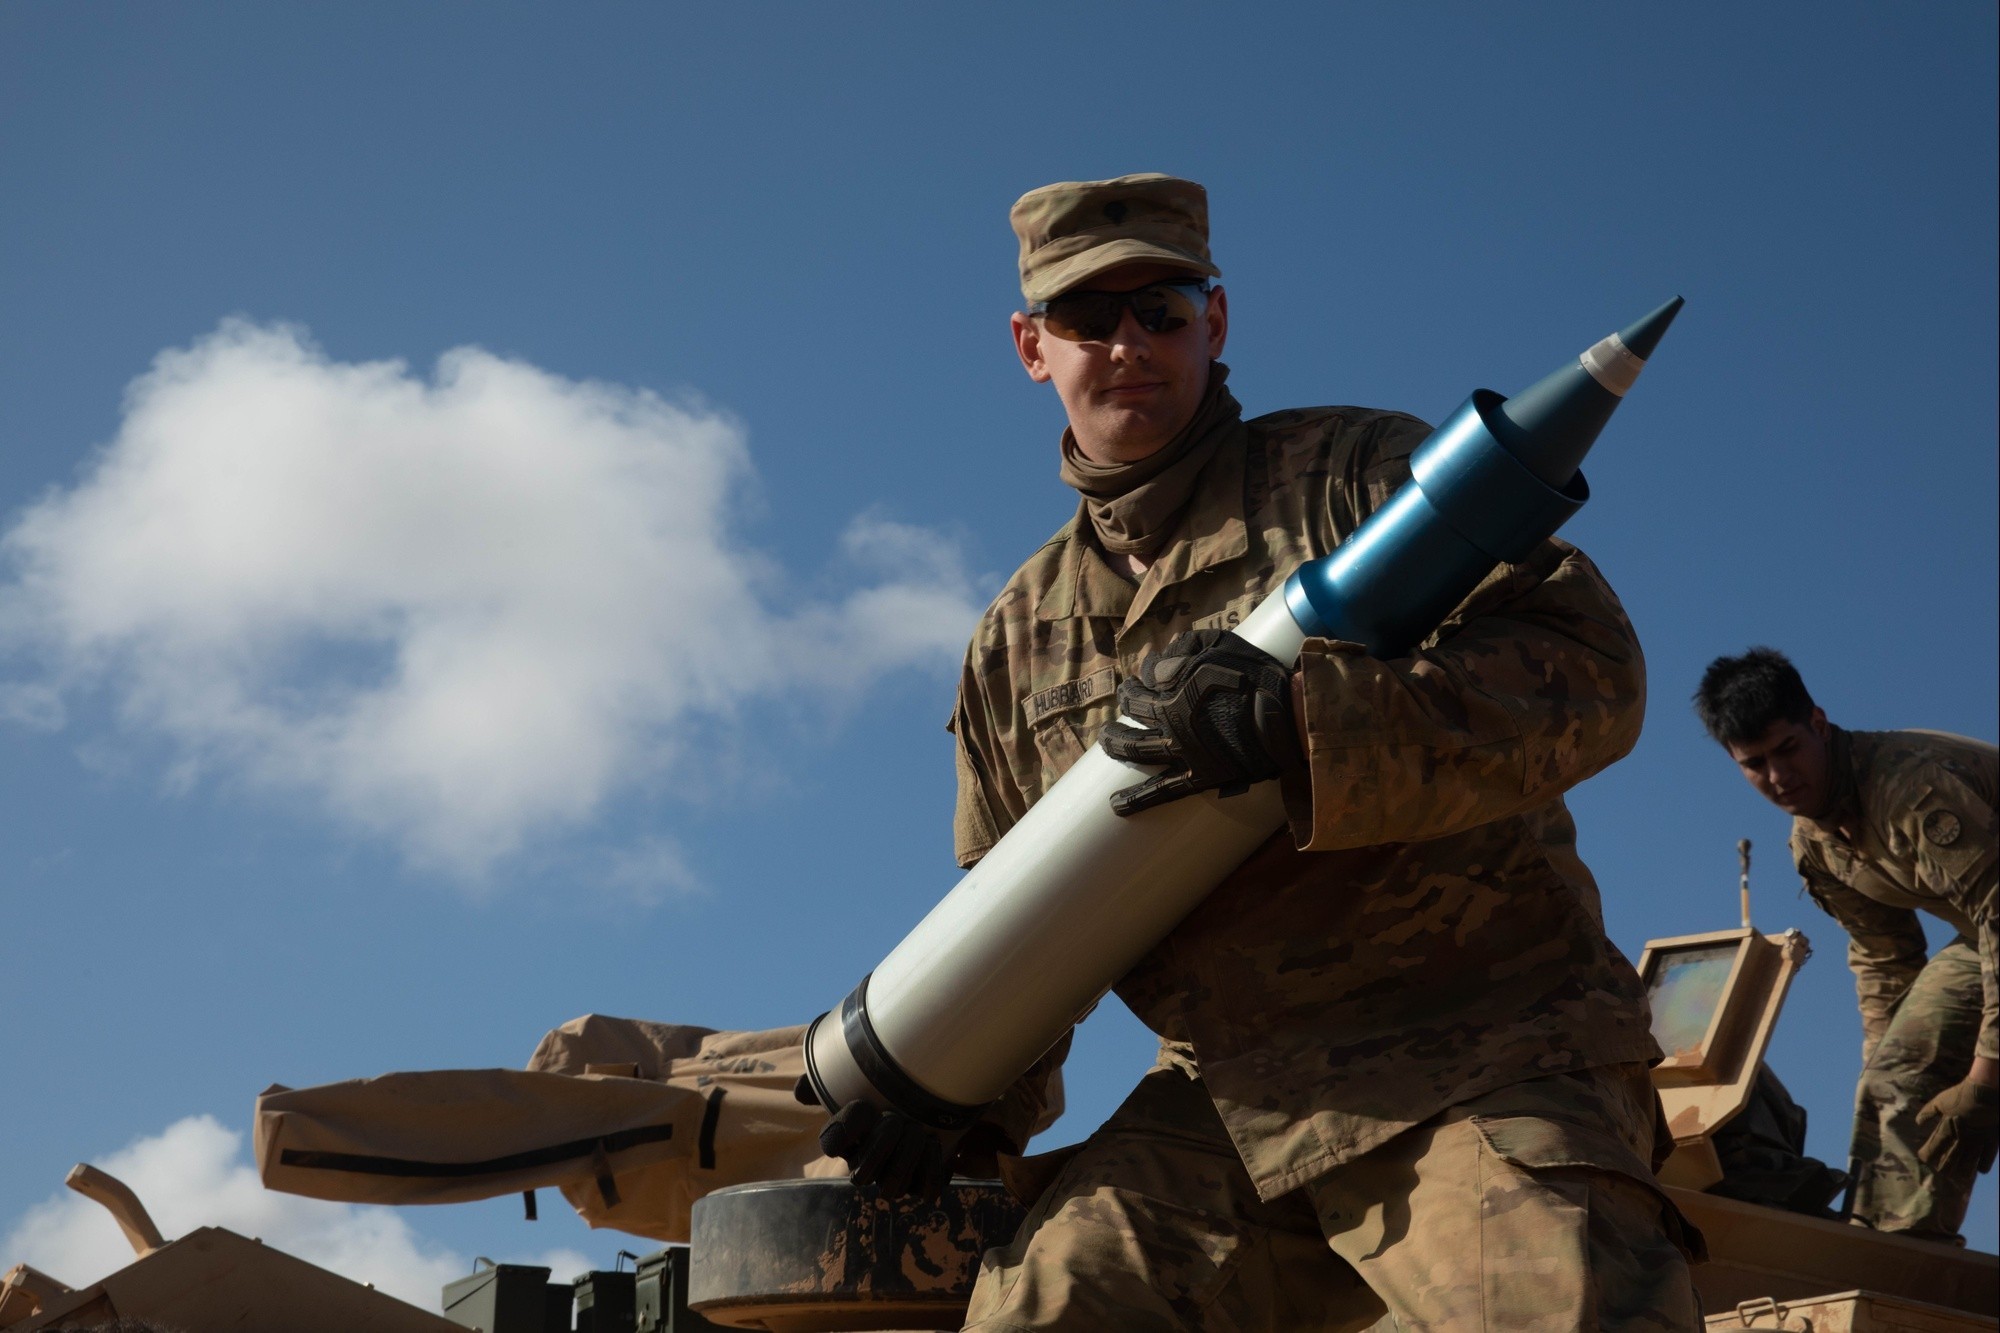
left=1471, top=1114, right=1653, bottom=1178
left=1028, top=711, right=1092, bottom=778
left=1025, top=668, right=1119, bottom=783
left=1471, top=1114, right=1707, bottom=1265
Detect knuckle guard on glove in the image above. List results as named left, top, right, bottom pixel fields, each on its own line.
left=817, top=1100, right=956, bottom=1200
left=1102, top=630, right=1302, bottom=816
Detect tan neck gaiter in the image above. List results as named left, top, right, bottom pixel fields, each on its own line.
left=1058, top=363, right=1242, bottom=556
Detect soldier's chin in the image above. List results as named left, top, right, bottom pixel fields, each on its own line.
left=1775, top=789, right=1821, bottom=818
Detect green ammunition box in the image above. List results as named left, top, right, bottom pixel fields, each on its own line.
left=443, top=1262, right=571, bottom=1333
left=573, top=1269, right=637, bottom=1333
left=634, top=1247, right=721, bottom=1332
left=547, top=1281, right=576, bottom=1332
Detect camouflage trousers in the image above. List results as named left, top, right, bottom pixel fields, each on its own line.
left=1850, top=937, right=1984, bottom=1240
left=964, top=1064, right=1702, bottom=1332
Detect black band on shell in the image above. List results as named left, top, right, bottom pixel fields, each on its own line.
left=838, top=976, right=991, bottom=1133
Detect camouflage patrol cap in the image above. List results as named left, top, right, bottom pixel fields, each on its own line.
left=1010, top=173, right=1220, bottom=303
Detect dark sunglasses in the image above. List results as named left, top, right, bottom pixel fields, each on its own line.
left=1029, top=280, right=1212, bottom=343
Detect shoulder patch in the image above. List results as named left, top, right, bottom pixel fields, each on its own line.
left=1922, top=808, right=1964, bottom=847
left=1023, top=666, right=1116, bottom=728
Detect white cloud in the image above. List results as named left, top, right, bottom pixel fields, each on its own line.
left=0, top=1114, right=591, bottom=1312
left=0, top=320, right=981, bottom=876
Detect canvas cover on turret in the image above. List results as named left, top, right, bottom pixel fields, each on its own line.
left=257, top=1019, right=845, bottom=1242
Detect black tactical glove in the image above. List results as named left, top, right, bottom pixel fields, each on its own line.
left=1915, top=1077, right=1999, bottom=1176
left=1101, top=629, right=1302, bottom=817
left=795, top=1076, right=956, bottom=1200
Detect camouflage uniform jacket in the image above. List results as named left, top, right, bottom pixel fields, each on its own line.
left=1791, top=727, right=1999, bottom=1062
left=949, top=395, right=1660, bottom=1201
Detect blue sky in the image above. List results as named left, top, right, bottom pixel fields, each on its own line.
left=2, top=1, right=1994, bottom=1300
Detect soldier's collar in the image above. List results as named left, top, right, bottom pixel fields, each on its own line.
left=1037, top=425, right=1249, bottom=622
left=1807, top=724, right=1861, bottom=839
left=1038, top=511, right=1135, bottom=621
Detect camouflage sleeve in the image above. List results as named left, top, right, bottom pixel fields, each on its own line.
left=1904, top=764, right=1999, bottom=1060
left=948, top=638, right=1027, bottom=870
left=978, top=1029, right=1073, bottom=1154
left=1280, top=537, right=1644, bottom=851
left=1328, top=411, right=1427, bottom=537
left=1795, top=838, right=1930, bottom=1063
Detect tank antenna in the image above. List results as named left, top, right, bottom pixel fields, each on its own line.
left=1737, top=838, right=1753, bottom=929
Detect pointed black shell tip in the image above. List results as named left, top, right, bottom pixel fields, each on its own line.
left=1618, top=296, right=1684, bottom=360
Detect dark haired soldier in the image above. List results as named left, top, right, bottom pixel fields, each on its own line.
left=1695, top=647, right=1997, bottom=1242
left=841, top=172, right=1705, bottom=1329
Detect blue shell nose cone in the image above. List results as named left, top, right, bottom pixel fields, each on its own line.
left=1494, top=297, right=1685, bottom=487
left=1280, top=298, right=1681, bottom=650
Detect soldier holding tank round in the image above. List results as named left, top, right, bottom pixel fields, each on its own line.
left=816, top=173, right=1705, bottom=1331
